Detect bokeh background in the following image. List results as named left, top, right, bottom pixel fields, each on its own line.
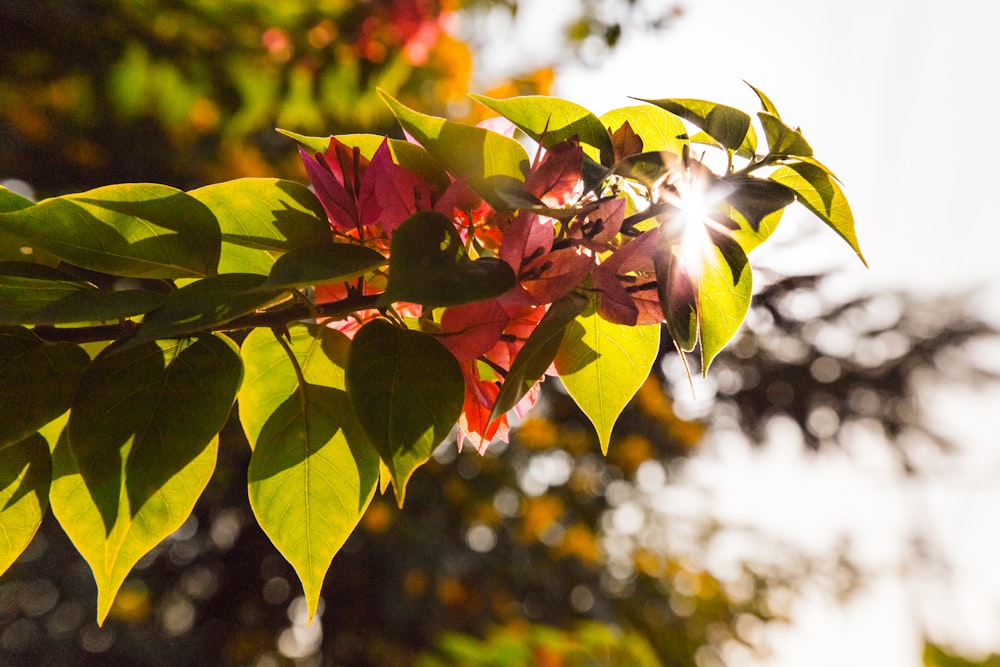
left=2, top=1, right=999, bottom=665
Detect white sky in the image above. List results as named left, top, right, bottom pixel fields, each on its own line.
left=541, top=1, right=1000, bottom=665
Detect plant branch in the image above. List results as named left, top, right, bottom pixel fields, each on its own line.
left=30, top=293, right=380, bottom=344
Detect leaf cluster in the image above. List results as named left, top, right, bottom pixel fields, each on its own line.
left=0, top=86, right=863, bottom=623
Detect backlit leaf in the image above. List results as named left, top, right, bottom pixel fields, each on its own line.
left=379, top=91, right=529, bottom=209
left=638, top=98, right=756, bottom=156
left=490, top=292, right=589, bottom=422
left=0, top=433, right=51, bottom=576
left=757, top=112, right=813, bottom=158
left=770, top=161, right=867, bottom=265
left=470, top=94, right=615, bottom=166
left=0, top=267, right=163, bottom=326
left=379, top=212, right=515, bottom=308
left=346, top=319, right=464, bottom=506
left=0, top=184, right=220, bottom=278
left=0, top=327, right=89, bottom=448
left=554, top=297, right=660, bottom=453
left=133, top=274, right=282, bottom=342
left=265, top=244, right=386, bottom=291
left=240, top=325, right=379, bottom=620
left=188, top=178, right=331, bottom=275
left=697, top=233, right=752, bottom=373
left=52, top=335, right=241, bottom=623
left=599, top=105, right=688, bottom=158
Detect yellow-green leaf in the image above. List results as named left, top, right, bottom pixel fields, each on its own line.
left=240, top=325, right=379, bottom=620
left=770, top=161, right=867, bottom=265
left=379, top=91, right=529, bottom=209
left=0, top=184, right=221, bottom=278
left=51, top=335, right=242, bottom=623
left=188, top=178, right=331, bottom=275
left=346, top=319, right=464, bottom=506
left=0, top=433, right=51, bottom=576
left=554, top=298, right=660, bottom=453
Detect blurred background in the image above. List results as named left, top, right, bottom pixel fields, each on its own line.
left=2, top=1, right=999, bottom=665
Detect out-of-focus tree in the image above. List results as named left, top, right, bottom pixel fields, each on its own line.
left=0, top=0, right=678, bottom=196
left=0, top=268, right=994, bottom=666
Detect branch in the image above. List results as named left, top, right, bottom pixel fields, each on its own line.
left=30, top=293, right=381, bottom=344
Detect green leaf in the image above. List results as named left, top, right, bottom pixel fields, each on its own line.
left=0, top=433, right=51, bottom=576
left=278, top=130, right=450, bottom=190
left=490, top=292, right=589, bottom=422
left=638, top=98, right=756, bottom=156
left=0, top=327, right=90, bottom=448
left=133, top=274, right=282, bottom=342
left=239, top=325, right=379, bottom=620
left=469, top=94, right=615, bottom=166
left=745, top=81, right=781, bottom=117
left=188, top=178, right=332, bottom=275
left=599, top=105, right=689, bottom=156
left=757, top=113, right=813, bottom=158
left=346, top=319, right=464, bottom=506
left=0, top=186, right=33, bottom=214
left=379, top=212, right=516, bottom=308
left=697, top=233, right=752, bottom=373
left=52, top=335, right=242, bottom=623
left=770, top=161, right=867, bottom=265
left=265, top=243, right=386, bottom=291
left=0, top=267, right=164, bottom=326
left=379, top=91, right=529, bottom=209
left=723, top=176, right=796, bottom=232
left=554, top=297, right=660, bottom=453
left=0, top=184, right=221, bottom=278
left=729, top=207, right=785, bottom=254
left=0, top=186, right=56, bottom=265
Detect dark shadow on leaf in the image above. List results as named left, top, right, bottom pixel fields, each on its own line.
left=0, top=433, right=50, bottom=511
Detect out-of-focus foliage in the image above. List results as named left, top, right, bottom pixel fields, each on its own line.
left=0, top=0, right=678, bottom=196
left=0, top=0, right=485, bottom=193
left=415, top=621, right=663, bottom=666
left=925, top=643, right=1000, bottom=667
left=707, top=272, right=1000, bottom=464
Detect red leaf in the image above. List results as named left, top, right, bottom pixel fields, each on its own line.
left=368, top=139, right=434, bottom=236
left=439, top=299, right=510, bottom=361
left=299, top=146, right=360, bottom=232
left=526, top=139, right=584, bottom=207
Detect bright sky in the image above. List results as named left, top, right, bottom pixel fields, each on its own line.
left=543, top=1, right=1000, bottom=665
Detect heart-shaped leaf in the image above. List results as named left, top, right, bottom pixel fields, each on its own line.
left=554, top=296, right=660, bottom=453
left=379, top=212, right=515, bottom=308
left=346, top=319, right=464, bottom=506
left=240, top=325, right=379, bottom=621
left=53, top=334, right=241, bottom=623
left=0, top=184, right=220, bottom=278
